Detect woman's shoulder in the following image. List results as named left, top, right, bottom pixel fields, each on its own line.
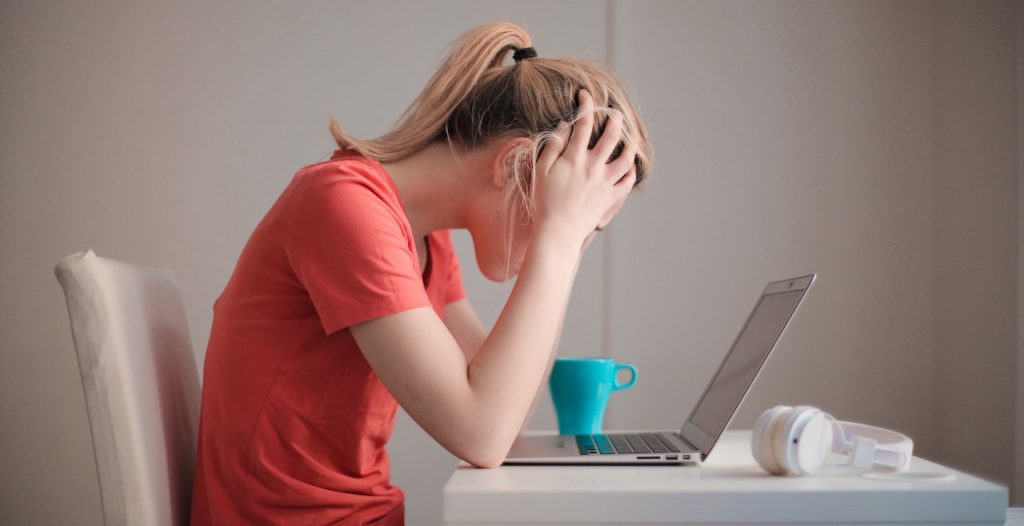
left=276, top=149, right=415, bottom=255
left=289, top=149, right=402, bottom=208
left=295, top=149, right=389, bottom=184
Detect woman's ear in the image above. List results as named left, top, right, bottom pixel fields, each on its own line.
left=490, top=137, right=534, bottom=190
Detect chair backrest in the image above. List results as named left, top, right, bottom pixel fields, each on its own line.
left=55, top=250, right=200, bottom=526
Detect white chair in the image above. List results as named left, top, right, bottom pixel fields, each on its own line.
left=55, top=250, right=200, bottom=526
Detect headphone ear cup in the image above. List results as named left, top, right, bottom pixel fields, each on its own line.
left=773, top=406, right=816, bottom=476
left=755, top=406, right=793, bottom=475
left=792, top=412, right=834, bottom=475
left=753, top=405, right=782, bottom=470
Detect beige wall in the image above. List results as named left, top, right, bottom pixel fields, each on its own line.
left=1017, top=0, right=1024, bottom=507
left=604, top=0, right=1019, bottom=499
left=0, top=1, right=1018, bottom=524
left=608, top=0, right=941, bottom=443
left=933, top=0, right=1018, bottom=493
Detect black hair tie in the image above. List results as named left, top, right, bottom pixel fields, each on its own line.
left=513, top=47, right=538, bottom=62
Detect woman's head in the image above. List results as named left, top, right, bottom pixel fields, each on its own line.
left=330, top=22, right=652, bottom=280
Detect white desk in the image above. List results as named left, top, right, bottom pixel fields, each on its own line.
left=444, top=430, right=1008, bottom=525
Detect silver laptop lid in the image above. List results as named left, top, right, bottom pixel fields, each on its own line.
left=679, top=274, right=815, bottom=461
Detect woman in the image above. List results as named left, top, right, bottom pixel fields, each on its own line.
left=191, top=21, right=651, bottom=525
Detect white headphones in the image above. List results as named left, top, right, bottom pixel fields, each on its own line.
left=751, top=405, right=914, bottom=476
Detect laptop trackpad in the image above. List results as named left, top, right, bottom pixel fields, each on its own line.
left=509, top=435, right=576, bottom=458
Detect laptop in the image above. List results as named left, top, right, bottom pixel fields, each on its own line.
left=504, top=274, right=816, bottom=465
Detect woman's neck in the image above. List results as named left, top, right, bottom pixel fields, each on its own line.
left=381, top=141, right=497, bottom=239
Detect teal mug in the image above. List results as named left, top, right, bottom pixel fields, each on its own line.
left=549, top=357, right=638, bottom=436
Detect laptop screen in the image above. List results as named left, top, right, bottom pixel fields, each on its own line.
left=680, top=276, right=813, bottom=460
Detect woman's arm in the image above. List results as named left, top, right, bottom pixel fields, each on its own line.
left=351, top=230, right=579, bottom=467
left=443, top=299, right=487, bottom=364
left=351, top=91, right=637, bottom=467
left=447, top=290, right=571, bottom=435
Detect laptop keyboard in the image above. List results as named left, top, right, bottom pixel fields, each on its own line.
left=576, top=433, right=681, bottom=455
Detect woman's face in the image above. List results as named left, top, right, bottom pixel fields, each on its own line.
left=462, top=137, right=633, bottom=282
left=466, top=181, right=631, bottom=283
left=468, top=188, right=533, bottom=282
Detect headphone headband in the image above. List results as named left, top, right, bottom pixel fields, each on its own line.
left=752, top=405, right=914, bottom=476
left=833, top=421, right=914, bottom=471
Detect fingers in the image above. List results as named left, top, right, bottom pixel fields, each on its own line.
left=592, top=111, right=624, bottom=163
left=536, top=121, right=569, bottom=173
left=589, top=172, right=635, bottom=238
left=607, top=142, right=637, bottom=181
left=565, top=89, right=595, bottom=158
left=612, top=167, right=638, bottom=196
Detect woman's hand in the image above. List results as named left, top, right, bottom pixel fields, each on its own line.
left=532, top=89, right=638, bottom=251
left=352, top=90, right=639, bottom=469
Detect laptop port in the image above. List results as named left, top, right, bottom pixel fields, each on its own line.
left=666, top=455, right=679, bottom=460
left=636, top=455, right=659, bottom=460
left=682, top=455, right=691, bottom=460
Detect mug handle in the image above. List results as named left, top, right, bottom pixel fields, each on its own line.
left=612, top=363, right=637, bottom=391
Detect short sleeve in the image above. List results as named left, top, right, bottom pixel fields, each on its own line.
left=285, top=172, right=430, bottom=334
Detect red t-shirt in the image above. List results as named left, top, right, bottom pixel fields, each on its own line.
left=191, top=149, right=466, bottom=525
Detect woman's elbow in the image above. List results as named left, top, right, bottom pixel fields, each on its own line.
left=439, top=401, right=522, bottom=468
left=462, top=449, right=507, bottom=469
left=454, top=433, right=513, bottom=469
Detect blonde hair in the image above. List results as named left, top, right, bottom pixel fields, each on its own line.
left=329, top=21, right=652, bottom=216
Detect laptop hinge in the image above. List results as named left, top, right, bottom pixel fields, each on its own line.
left=675, top=431, right=698, bottom=451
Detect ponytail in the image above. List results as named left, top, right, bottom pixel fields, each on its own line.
left=329, top=21, right=651, bottom=191
left=329, top=23, right=531, bottom=161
